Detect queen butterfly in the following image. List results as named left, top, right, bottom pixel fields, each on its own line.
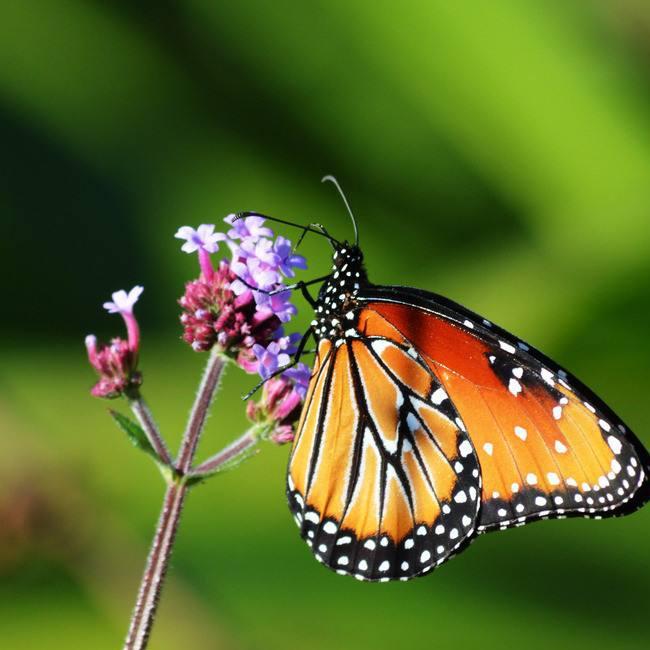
left=241, top=178, right=650, bottom=582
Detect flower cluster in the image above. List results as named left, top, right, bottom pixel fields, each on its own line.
left=85, top=214, right=311, bottom=443
left=176, top=216, right=305, bottom=357
left=85, top=287, right=144, bottom=398
left=176, top=215, right=310, bottom=443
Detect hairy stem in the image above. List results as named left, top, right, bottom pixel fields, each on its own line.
left=128, top=396, right=172, bottom=466
left=123, top=350, right=227, bottom=650
left=177, top=350, right=227, bottom=473
left=191, top=427, right=260, bottom=476
left=123, top=481, right=187, bottom=650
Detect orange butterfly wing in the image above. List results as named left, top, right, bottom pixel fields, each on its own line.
left=287, top=335, right=481, bottom=581
left=358, top=293, right=649, bottom=532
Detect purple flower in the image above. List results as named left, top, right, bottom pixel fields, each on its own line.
left=255, top=290, right=297, bottom=323
left=176, top=225, right=227, bottom=281
left=251, top=238, right=279, bottom=266
left=246, top=256, right=282, bottom=291
left=225, top=214, right=273, bottom=242
left=282, top=362, right=311, bottom=399
left=252, top=340, right=292, bottom=380
left=175, top=225, right=226, bottom=254
left=176, top=215, right=307, bottom=389
left=273, top=236, right=307, bottom=278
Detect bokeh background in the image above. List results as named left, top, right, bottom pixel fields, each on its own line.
left=2, top=1, right=650, bottom=648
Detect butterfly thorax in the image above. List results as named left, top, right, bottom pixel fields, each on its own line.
left=311, top=244, right=368, bottom=344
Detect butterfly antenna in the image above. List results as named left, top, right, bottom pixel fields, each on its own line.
left=234, top=212, right=340, bottom=247
left=321, top=175, right=359, bottom=246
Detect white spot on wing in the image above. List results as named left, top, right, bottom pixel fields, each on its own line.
left=371, top=340, right=391, bottom=355
left=607, top=436, right=622, bottom=455
left=540, top=368, right=555, bottom=386
left=514, top=426, right=527, bottom=441
left=431, top=387, right=447, bottom=405
left=547, top=472, right=560, bottom=486
left=508, top=378, right=522, bottom=396
left=554, top=440, right=568, bottom=454
left=406, top=413, right=420, bottom=433
left=459, top=440, right=472, bottom=457
left=499, top=340, right=516, bottom=354
left=304, top=511, right=320, bottom=524
left=323, top=521, right=337, bottom=534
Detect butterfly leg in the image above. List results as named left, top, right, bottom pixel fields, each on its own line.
left=232, top=274, right=329, bottom=308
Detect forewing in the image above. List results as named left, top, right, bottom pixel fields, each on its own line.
left=356, top=286, right=649, bottom=533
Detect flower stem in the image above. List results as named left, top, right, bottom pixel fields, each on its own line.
left=123, top=481, right=187, bottom=650
left=191, top=427, right=260, bottom=476
left=177, top=350, right=227, bottom=473
left=123, top=349, right=227, bottom=650
left=128, top=396, right=172, bottom=467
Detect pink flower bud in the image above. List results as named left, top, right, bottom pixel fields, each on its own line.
left=85, top=335, right=142, bottom=399
left=270, top=426, right=295, bottom=445
left=247, top=372, right=306, bottom=444
left=86, top=287, right=144, bottom=399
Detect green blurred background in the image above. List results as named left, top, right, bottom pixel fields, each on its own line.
left=2, top=1, right=650, bottom=648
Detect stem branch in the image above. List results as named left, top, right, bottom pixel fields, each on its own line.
left=128, top=397, right=172, bottom=466
left=191, top=427, right=260, bottom=476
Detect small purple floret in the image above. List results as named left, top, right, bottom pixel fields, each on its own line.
left=273, top=236, right=307, bottom=278
left=225, top=214, right=273, bottom=242
left=175, top=224, right=226, bottom=254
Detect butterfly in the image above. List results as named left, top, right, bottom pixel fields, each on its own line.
left=240, top=178, right=650, bottom=582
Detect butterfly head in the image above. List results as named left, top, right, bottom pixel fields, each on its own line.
left=332, top=242, right=363, bottom=270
